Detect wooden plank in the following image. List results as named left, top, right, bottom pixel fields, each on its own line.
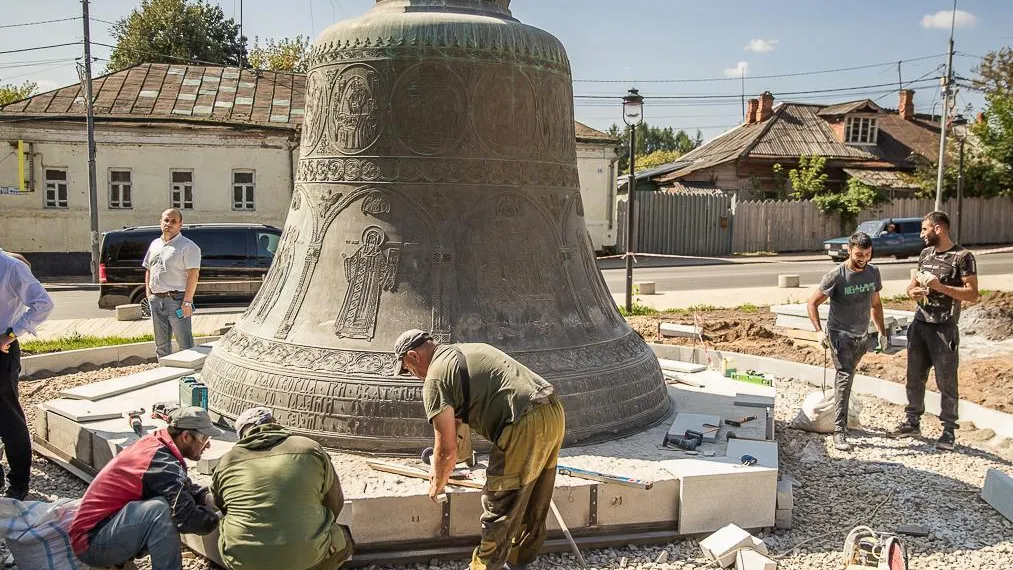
left=367, top=460, right=485, bottom=489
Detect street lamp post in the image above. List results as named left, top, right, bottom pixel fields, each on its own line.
left=622, top=88, right=644, bottom=313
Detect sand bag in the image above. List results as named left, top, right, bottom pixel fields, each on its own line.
left=0, top=498, right=94, bottom=570
left=789, top=390, right=863, bottom=433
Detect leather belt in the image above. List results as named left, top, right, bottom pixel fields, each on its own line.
left=152, top=291, right=183, bottom=298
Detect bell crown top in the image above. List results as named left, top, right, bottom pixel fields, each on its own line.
left=374, top=0, right=512, bottom=17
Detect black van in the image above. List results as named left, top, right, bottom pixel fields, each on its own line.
left=98, top=223, right=282, bottom=315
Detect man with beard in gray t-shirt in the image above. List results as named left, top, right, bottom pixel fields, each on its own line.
left=808, top=232, right=888, bottom=451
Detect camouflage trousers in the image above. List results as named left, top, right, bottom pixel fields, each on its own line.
left=470, top=397, right=565, bottom=570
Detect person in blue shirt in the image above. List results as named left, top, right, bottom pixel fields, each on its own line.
left=0, top=250, right=54, bottom=500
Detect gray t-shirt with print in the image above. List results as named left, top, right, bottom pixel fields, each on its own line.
left=818, top=263, right=882, bottom=337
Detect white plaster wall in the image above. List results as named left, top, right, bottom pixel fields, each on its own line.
left=576, top=142, right=619, bottom=251
left=0, top=123, right=296, bottom=253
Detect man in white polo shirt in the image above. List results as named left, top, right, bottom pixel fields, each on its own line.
left=143, top=208, right=201, bottom=358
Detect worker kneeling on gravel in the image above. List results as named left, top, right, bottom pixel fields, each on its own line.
left=70, top=406, right=223, bottom=570
left=808, top=232, right=888, bottom=452
left=210, top=407, right=353, bottom=570
left=393, top=329, right=565, bottom=570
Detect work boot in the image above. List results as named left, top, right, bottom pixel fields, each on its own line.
left=832, top=432, right=852, bottom=451
left=936, top=430, right=956, bottom=451
left=888, top=420, right=921, bottom=438
left=3, top=486, right=28, bottom=502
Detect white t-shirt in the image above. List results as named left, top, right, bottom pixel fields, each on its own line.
left=142, top=233, right=202, bottom=293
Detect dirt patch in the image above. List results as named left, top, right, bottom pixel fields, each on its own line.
left=961, top=290, right=1013, bottom=341
left=629, top=302, right=1013, bottom=413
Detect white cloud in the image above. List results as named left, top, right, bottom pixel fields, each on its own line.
left=723, top=61, right=749, bottom=78
left=921, top=9, right=976, bottom=29
left=745, top=39, right=778, bottom=53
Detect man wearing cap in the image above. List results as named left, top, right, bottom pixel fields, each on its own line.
left=210, top=407, right=353, bottom=570
left=71, top=406, right=223, bottom=570
left=393, top=330, right=565, bottom=570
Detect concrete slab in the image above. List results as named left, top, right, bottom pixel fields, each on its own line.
left=158, top=346, right=212, bottom=370
left=700, top=523, right=756, bottom=567
left=776, top=478, right=794, bottom=511
left=658, top=358, right=707, bottom=373
left=546, top=484, right=592, bottom=531
left=774, top=508, right=792, bottom=530
left=596, top=478, right=679, bottom=527
left=59, top=366, right=194, bottom=401
left=725, top=439, right=778, bottom=469
left=668, top=413, right=723, bottom=443
left=736, top=548, right=776, bottom=570
left=339, top=494, right=444, bottom=543
left=44, top=410, right=93, bottom=465
left=44, top=399, right=127, bottom=422
left=449, top=489, right=485, bottom=537
left=981, top=468, right=1013, bottom=523
left=662, top=458, right=777, bottom=535
left=659, top=323, right=701, bottom=339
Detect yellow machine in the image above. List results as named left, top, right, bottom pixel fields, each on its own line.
left=843, top=526, right=908, bottom=570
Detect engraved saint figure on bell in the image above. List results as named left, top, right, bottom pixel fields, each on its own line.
left=334, top=68, right=380, bottom=152
left=336, top=226, right=401, bottom=340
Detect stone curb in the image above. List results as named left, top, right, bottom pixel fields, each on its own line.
left=20, top=336, right=219, bottom=379
left=649, top=344, right=1013, bottom=440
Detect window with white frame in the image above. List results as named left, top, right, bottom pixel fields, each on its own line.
left=232, top=170, right=255, bottom=210
left=44, top=169, right=68, bottom=208
left=170, top=170, right=194, bottom=209
left=109, top=169, right=132, bottom=209
left=845, top=116, right=878, bottom=145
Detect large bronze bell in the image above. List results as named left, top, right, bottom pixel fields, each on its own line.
left=201, top=0, right=671, bottom=452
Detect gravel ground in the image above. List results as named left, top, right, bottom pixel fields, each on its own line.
left=6, top=366, right=1013, bottom=570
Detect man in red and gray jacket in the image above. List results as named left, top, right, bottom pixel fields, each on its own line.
left=70, top=406, right=223, bottom=570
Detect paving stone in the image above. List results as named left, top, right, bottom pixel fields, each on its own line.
left=981, top=468, right=1013, bottom=523
left=59, top=366, right=193, bottom=401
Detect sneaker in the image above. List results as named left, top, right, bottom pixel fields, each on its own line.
left=936, top=430, right=956, bottom=451
left=3, top=486, right=28, bottom=502
left=832, top=432, right=852, bottom=451
left=888, top=420, right=921, bottom=438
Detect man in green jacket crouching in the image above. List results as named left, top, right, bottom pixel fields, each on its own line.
left=211, top=407, right=353, bottom=570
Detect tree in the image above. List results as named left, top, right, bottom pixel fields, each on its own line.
left=971, top=90, right=1013, bottom=195
left=107, top=0, right=246, bottom=72
left=608, top=122, right=701, bottom=174
left=972, top=46, right=1013, bottom=94
left=248, top=35, right=311, bottom=73
left=775, top=156, right=884, bottom=232
left=0, top=81, right=37, bottom=106
left=636, top=149, right=685, bottom=170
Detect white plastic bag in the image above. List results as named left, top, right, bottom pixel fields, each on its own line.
left=0, top=498, right=94, bottom=570
left=789, top=390, right=863, bottom=433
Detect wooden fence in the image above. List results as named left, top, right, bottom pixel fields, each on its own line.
left=733, top=197, right=1013, bottom=253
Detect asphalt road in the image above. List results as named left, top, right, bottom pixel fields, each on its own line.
left=42, top=252, right=1013, bottom=321
left=600, top=252, right=1013, bottom=291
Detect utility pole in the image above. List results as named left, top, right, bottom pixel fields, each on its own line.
left=934, top=0, right=957, bottom=213
left=81, top=0, right=100, bottom=283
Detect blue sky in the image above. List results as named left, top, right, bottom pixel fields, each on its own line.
left=2, top=0, right=1011, bottom=141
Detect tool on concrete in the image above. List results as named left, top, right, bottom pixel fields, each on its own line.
left=125, top=408, right=145, bottom=436
left=663, top=429, right=704, bottom=451
left=893, top=524, right=929, bottom=538
left=549, top=498, right=587, bottom=568
left=842, top=525, right=908, bottom=569
left=151, top=401, right=179, bottom=422
left=739, top=454, right=758, bottom=466
left=724, top=416, right=756, bottom=427
left=556, top=464, right=654, bottom=490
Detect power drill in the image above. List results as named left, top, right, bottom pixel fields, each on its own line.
left=125, top=408, right=146, bottom=437
left=663, top=429, right=704, bottom=451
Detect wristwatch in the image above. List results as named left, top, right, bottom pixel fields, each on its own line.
left=182, top=301, right=194, bottom=308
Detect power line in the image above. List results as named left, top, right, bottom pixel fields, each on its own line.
left=0, top=42, right=81, bottom=56
left=88, top=16, right=118, bottom=26
left=573, top=77, right=940, bottom=101
left=572, top=53, right=948, bottom=84
left=0, top=16, right=80, bottom=29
